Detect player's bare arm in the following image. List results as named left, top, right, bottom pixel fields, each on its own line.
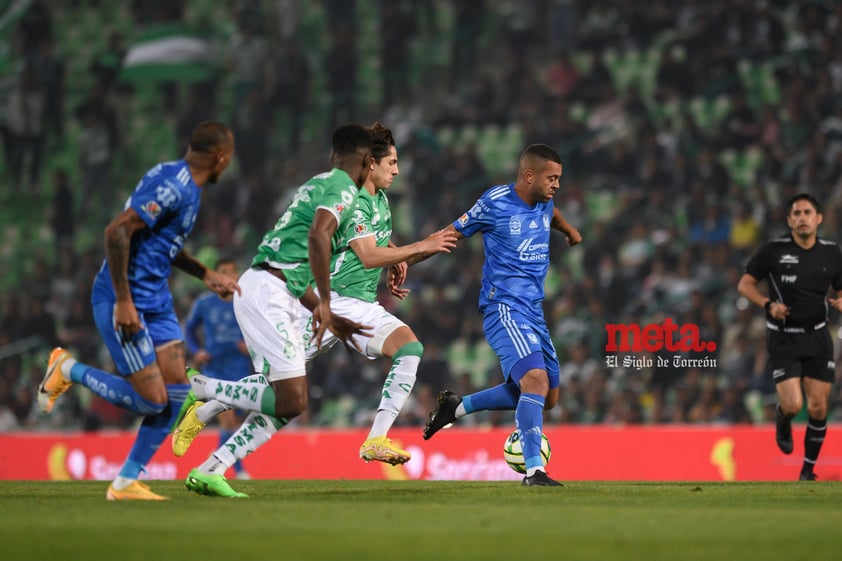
left=737, top=272, right=789, bottom=320
left=309, top=208, right=340, bottom=348
left=404, top=225, right=464, bottom=267
left=551, top=207, right=582, bottom=246
left=349, top=229, right=458, bottom=269
left=104, top=207, right=148, bottom=338
left=174, top=251, right=242, bottom=297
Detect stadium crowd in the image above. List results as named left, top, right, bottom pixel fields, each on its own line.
left=2, top=0, right=842, bottom=432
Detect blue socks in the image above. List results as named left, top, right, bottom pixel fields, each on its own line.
left=516, top=392, right=546, bottom=471
left=70, top=362, right=165, bottom=416
left=118, top=383, right=190, bottom=479
left=462, top=381, right=520, bottom=414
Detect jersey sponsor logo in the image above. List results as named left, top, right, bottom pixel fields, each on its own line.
left=140, top=200, right=162, bottom=219
left=457, top=213, right=469, bottom=226
left=516, top=237, right=549, bottom=262
left=779, top=254, right=799, bottom=264
left=509, top=217, right=521, bottom=235
left=780, top=274, right=797, bottom=283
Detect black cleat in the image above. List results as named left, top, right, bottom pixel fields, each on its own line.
left=798, top=471, right=817, bottom=481
left=775, top=406, right=793, bottom=455
left=522, top=471, right=563, bottom=487
left=422, top=390, right=462, bottom=440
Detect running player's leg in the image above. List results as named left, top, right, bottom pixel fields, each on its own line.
left=39, top=302, right=168, bottom=416
left=424, top=303, right=559, bottom=440
left=800, top=377, right=831, bottom=480
left=360, top=320, right=419, bottom=465
left=769, top=330, right=801, bottom=454
left=800, top=332, right=834, bottom=479
left=111, top=313, right=191, bottom=500
left=186, top=268, right=304, bottom=495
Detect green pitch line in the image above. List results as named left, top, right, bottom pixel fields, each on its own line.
left=1, top=481, right=840, bottom=561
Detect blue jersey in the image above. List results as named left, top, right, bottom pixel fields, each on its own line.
left=185, top=293, right=251, bottom=381
left=92, top=160, right=201, bottom=311
left=454, top=183, right=553, bottom=322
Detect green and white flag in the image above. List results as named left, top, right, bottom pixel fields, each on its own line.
left=119, top=24, right=218, bottom=83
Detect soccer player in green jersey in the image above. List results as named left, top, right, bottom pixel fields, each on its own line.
left=175, top=123, right=457, bottom=496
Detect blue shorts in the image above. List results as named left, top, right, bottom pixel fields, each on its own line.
left=482, top=303, right=560, bottom=389
left=92, top=300, right=183, bottom=376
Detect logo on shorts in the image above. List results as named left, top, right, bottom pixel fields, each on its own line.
left=138, top=338, right=152, bottom=356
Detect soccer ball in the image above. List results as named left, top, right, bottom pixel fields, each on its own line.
left=503, top=430, right=551, bottom=474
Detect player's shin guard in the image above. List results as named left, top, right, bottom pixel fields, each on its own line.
left=202, top=412, right=287, bottom=475
left=118, top=383, right=190, bottom=480
left=802, top=416, right=827, bottom=475
left=515, top=392, right=546, bottom=475
left=369, top=342, right=422, bottom=437
left=70, top=362, right=166, bottom=416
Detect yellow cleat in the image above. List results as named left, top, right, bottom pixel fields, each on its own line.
left=106, top=481, right=168, bottom=501
left=38, top=347, right=74, bottom=414
left=171, top=401, right=206, bottom=457
left=359, top=436, right=411, bottom=466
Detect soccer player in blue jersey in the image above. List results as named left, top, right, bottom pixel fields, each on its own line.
left=37, top=121, right=239, bottom=500
left=184, top=256, right=253, bottom=480
left=421, top=144, right=581, bottom=486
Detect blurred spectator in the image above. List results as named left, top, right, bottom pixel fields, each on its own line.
left=6, top=66, right=45, bottom=190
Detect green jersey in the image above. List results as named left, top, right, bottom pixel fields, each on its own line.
left=330, top=188, right=392, bottom=302
left=252, top=168, right=360, bottom=297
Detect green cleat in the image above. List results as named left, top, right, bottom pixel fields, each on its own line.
left=185, top=468, right=249, bottom=498
left=172, top=368, right=200, bottom=433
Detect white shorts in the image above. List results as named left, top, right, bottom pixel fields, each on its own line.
left=304, top=292, right=407, bottom=360
left=233, top=267, right=311, bottom=381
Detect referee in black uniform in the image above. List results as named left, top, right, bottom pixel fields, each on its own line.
left=738, top=193, right=842, bottom=481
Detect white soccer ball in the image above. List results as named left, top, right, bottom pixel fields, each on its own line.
left=503, top=430, right=551, bottom=474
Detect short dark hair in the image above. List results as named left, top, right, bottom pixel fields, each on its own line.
left=189, top=122, right=231, bottom=154
left=521, top=144, right=562, bottom=164
left=367, top=122, right=395, bottom=162
left=787, top=193, right=821, bottom=214
left=332, top=123, right=373, bottom=156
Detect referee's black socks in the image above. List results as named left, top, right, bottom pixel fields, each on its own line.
left=801, top=416, right=827, bottom=476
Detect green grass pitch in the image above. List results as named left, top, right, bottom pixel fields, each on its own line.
left=2, top=480, right=840, bottom=561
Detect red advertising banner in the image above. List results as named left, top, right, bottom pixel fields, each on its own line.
left=1, top=425, right=840, bottom=481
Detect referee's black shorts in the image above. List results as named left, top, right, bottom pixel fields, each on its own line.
left=766, top=327, right=835, bottom=384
